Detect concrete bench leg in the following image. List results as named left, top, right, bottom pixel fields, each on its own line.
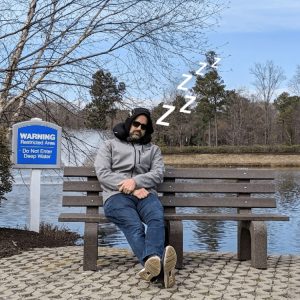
left=83, top=222, right=98, bottom=271
left=166, top=221, right=183, bottom=269
left=250, top=221, right=267, bottom=269
left=237, top=221, right=267, bottom=269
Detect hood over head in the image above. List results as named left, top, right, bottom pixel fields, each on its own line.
left=113, top=107, right=154, bottom=144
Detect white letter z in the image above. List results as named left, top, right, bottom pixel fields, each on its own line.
left=156, top=104, right=176, bottom=126
left=180, top=96, right=196, bottom=114
left=195, top=62, right=207, bottom=76
left=177, top=74, right=193, bottom=91
left=211, top=57, right=221, bottom=69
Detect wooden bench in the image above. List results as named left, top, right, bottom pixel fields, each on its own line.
left=58, top=167, right=289, bottom=271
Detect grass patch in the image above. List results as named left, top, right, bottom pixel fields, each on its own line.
left=162, top=153, right=300, bottom=168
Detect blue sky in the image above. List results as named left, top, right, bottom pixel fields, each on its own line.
left=205, top=0, right=300, bottom=95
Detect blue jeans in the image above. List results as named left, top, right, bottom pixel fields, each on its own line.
left=103, top=193, right=165, bottom=265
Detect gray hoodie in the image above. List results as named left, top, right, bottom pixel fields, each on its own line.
left=94, top=138, right=164, bottom=203
left=94, top=107, right=164, bottom=203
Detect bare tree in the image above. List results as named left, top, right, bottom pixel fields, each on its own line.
left=289, top=65, right=300, bottom=96
left=0, top=0, right=228, bottom=176
left=0, top=0, right=226, bottom=128
left=250, top=60, right=285, bottom=144
left=223, top=90, right=249, bottom=146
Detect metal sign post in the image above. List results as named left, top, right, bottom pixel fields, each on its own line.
left=29, top=169, right=41, bottom=232
left=12, top=118, right=62, bottom=232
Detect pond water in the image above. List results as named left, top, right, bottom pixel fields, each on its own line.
left=1, top=168, right=300, bottom=255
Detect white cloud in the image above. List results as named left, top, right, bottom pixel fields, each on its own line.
left=218, top=0, right=300, bottom=32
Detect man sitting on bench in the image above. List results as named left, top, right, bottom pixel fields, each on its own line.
left=94, top=107, right=177, bottom=288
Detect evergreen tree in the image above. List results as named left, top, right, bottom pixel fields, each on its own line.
left=86, top=70, right=125, bottom=129
left=193, top=51, right=227, bottom=146
left=0, top=127, right=13, bottom=202
left=274, top=92, right=300, bottom=144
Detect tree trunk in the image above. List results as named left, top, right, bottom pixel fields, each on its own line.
left=264, top=103, right=268, bottom=145
left=208, top=120, right=211, bottom=146
left=214, top=112, right=218, bottom=146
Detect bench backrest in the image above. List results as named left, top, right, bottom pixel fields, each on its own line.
left=62, top=167, right=276, bottom=210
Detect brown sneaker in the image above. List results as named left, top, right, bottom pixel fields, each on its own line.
left=138, top=255, right=161, bottom=281
left=163, top=246, right=177, bottom=288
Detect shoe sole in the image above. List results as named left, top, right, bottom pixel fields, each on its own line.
left=163, top=246, right=177, bottom=288
left=138, top=256, right=161, bottom=281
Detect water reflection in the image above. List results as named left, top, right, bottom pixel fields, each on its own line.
left=193, top=219, right=223, bottom=251
left=275, top=170, right=300, bottom=210
left=178, top=207, right=223, bottom=251
left=1, top=168, right=300, bottom=254
left=98, top=223, right=127, bottom=248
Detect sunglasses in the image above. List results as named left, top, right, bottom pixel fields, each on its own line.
left=132, top=121, right=147, bottom=130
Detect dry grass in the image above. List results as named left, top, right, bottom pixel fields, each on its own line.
left=163, top=153, right=300, bottom=168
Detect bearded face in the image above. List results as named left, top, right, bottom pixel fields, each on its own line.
left=128, top=115, right=148, bottom=141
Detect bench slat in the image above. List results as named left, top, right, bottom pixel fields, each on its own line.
left=64, top=167, right=96, bottom=177
left=62, top=195, right=276, bottom=208
left=158, top=182, right=275, bottom=193
left=63, top=181, right=102, bottom=192
left=164, top=213, right=289, bottom=221
left=164, top=168, right=275, bottom=179
left=160, top=196, right=276, bottom=208
left=62, top=196, right=103, bottom=206
left=58, top=213, right=108, bottom=222
left=58, top=212, right=289, bottom=222
left=63, top=167, right=275, bottom=180
left=63, top=181, right=274, bottom=193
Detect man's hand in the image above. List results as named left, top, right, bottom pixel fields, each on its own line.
left=132, top=188, right=149, bottom=199
left=118, top=178, right=136, bottom=194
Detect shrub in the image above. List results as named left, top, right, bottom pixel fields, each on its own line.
left=160, top=144, right=300, bottom=154
left=0, top=127, right=13, bottom=202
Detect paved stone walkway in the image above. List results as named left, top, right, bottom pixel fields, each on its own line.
left=0, top=246, right=299, bottom=299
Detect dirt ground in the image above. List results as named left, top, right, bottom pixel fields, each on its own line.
left=0, top=227, right=80, bottom=259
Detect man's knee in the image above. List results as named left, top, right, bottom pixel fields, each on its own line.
left=103, top=194, right=146, bottom=230
left=147, top=194, right=164, bottom=215
left=138, top=195, right=164, bottom=224
left=104, top=193, right=132, bottom=215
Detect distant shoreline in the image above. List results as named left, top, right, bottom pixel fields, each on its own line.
left=163, top=153, right=300, bottom=168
